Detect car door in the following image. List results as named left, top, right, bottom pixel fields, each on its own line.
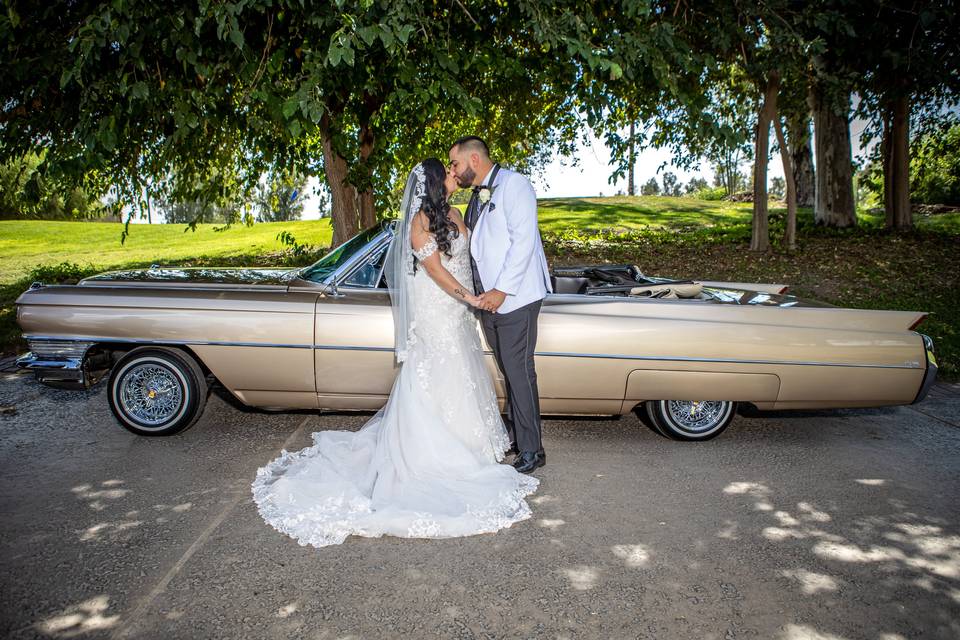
left=313, top=242, right=398, bottom=410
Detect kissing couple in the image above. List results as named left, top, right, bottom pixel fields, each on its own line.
left=252, top=136, right=553, bottom=548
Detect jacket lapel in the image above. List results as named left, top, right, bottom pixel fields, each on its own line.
left=475, top=164, right=500, bottom=223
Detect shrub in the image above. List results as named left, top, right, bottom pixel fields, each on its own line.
left=696, top=186, right=728, bottom=201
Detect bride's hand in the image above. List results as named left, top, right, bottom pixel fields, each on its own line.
left=466, top=294, right=483, bottom=308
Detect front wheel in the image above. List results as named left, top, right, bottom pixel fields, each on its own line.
left=107, top=347, right=208, bottom=436
left=643, top=400, right=736, bottom=441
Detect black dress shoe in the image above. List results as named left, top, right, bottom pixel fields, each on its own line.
left=513, top=452, right=545, bottom=474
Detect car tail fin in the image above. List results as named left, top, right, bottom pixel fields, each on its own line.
left=908, top=313, right=928, bottom=330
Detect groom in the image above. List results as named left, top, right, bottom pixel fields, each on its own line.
left=448, top=136, right=552, bottom=474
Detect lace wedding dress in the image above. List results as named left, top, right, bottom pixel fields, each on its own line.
left=251, top=229, right=539, bottom=548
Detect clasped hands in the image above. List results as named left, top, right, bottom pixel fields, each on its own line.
left=468, top=289, right=506, bottom=312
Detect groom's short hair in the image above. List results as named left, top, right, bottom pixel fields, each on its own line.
left=450, top=136, right=490, bottom=158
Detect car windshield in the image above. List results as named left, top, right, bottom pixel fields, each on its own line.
left=298, top=222, right=388, bottom=283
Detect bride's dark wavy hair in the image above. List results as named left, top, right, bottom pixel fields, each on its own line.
left=417, top=157, right=458, bottom=258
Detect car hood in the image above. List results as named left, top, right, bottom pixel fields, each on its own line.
left=79, top=267, right=298, bottom=287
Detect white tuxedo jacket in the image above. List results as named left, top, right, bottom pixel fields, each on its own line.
left=470, top=166, right=552, bottom=314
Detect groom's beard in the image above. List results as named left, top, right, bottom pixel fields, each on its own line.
left=456, top=167, right=476, bottom=188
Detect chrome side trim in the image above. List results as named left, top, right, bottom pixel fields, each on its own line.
left=314, top=345, right=394, bottom=352
left=188, top=340, right=313, bottom=350
left=23, top=335, right=313, bottom=350
left=22, top=335, right=923, bottom=369
left=74, top=282, right=290, bottom=292
left=534, top=351, right=922, bottom=369
left=311, top=344, right=919, bottom=369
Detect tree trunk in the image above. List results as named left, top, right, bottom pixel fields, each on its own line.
left=774, top=116, right=798, bottom=250
left=809, top=85, right=857, bottom=227
left=786, top=112, right=815, bottom=207
left=320, top=114, right=359, bottom=246
left=628, top=121, right=636, bottom=196
left=357, top=119, right=376, bottom=230
left=889, top=95, right=912, bottom=229
left=882, top=111, right=894, bottom=227
left=751, top=71, right=780, bottom=252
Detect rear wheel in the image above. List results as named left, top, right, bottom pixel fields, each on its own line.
left=643, top=400, right=736, bottom=441
left=107, top=347, right=208, bottom=436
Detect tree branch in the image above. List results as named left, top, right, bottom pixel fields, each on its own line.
left=454, top=0, right=479, bottom=27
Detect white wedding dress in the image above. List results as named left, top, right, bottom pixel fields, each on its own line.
left=251, top=230, right=539, bottom=548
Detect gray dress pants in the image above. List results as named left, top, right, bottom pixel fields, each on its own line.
left=479, top=299, right=544, bottom=455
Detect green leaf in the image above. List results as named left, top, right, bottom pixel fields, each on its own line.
left=328, top=42, right=342, bottom=66
left=102, top=127, right=117, bottom=152
left=379, top=28, right=394, bottom=49
left=229, top=27, right=244, bottom=50
left=609, top=62, right=623, bottom=81
left=282, top=98, right=299, bottom=118
left=357, top=25, right=377, bottom=46
left=396, top=24, right=414, bottom=45
left=306, top=101, right=324, bottom=124
left=131, top=81, right=149, bottom=100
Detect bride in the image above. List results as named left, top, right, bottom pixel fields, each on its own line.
left=251, top=158, right=539, bottom=548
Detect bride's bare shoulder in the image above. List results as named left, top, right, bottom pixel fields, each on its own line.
left=409, top=211, right=431, bottom=234
left=409, top=212, right=435, bottom=249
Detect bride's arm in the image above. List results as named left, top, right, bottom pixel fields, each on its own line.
left=410, top=214, right=481, bottom=307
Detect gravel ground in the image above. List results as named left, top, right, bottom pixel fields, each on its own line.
left=0, top=371, right=958, bottom=640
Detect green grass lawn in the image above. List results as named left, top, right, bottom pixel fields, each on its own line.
left=537, top=194, right=960, bottom=234
left=538, top=195, right=755, bottom=232
left=0, top=219, right=333, bottom=284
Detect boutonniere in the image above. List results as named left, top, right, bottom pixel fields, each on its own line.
left=478, top=185, right=496, bottom=204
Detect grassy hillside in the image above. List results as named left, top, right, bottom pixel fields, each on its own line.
left=0, top=219, right=333, bottom=285
left=538, top=195, right=754, bottom=231
left=537, top=194, right=960, bottom=234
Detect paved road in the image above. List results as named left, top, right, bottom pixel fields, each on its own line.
left=1, top=371, right=958, bottom=640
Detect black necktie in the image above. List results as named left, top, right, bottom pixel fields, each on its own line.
left=465, top=186, right=481, bottom=230
left=466, top=186, right=483, bottom=293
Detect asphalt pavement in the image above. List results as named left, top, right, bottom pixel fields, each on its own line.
left=1, top=369, right=958, bottom=640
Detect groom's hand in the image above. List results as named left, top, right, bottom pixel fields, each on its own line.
left=479, top=289, right=507, bottom=312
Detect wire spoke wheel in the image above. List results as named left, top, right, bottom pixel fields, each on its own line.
left=643, top=399, right=737, bottom=441
left=119, top=364, right=184, bottom=426
left=666, top=400, right=728, bottom=433
left=108, top=348, right=207, bottom=436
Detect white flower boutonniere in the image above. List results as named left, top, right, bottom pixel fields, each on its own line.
left=478, top=185, right=495, bottom=204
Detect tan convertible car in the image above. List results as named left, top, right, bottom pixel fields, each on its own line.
left=16, top=221, right=937, bottom=440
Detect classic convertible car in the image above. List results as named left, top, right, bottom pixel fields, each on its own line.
left=16, top=221, right=937, bottom=440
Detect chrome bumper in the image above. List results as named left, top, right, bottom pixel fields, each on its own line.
left=16, top=338, right=96, bottom=387
left=16, top=352, right=88, bottom=387
left=912, top=334, right=938, bottom=404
